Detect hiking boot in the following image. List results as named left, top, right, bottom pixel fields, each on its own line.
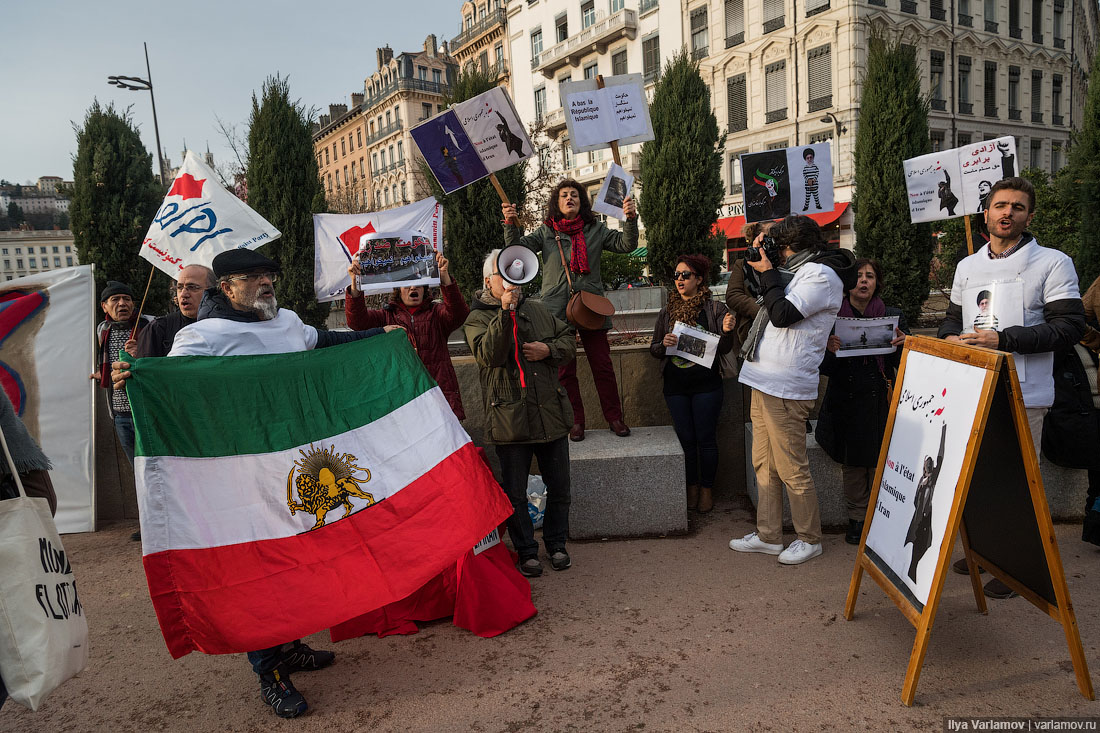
left=983, top=578, right=1018, bottom=599
left=549, top=550, right=571, bottom=571
left=778, top=539, right=823, bottom=565
left=728, top=532, right=783, bottom=555
left=952, top=558, right=985, bottom=575
left=130, top=530, right=141, bottom=542
left=519, top=557, right=543, bottom=577
left=280, top=641, right=335, bottom=674
left=259, top=669, right=307, bottom=719
left=844, top=520, right=864, bottom=545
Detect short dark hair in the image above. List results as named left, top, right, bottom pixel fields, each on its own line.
left=741, top=220, right=774, bottom=242
left=988, top=176, right=1036, bottom=212
left=977, top=289, right=992, bottom=305
left=852, top=258, right=883, bottom=298
left=769, top=215, right=826, bottom=254
left=803, top=148, right=815, bottom=161
left=547, top=179, right=595, bottom=224
left=675, top=253, right=712, bottom=280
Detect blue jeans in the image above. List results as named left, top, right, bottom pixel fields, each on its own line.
left=664, top=388, right=724, bottom=489
left=113, top=414, right=136, bottom=466
left=495, top=437, right=571, bottom=560
left=247, top=640, right=300, bottom=675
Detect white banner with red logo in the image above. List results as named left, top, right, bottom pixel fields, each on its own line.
left=141, top=151, right=280, bottom=278
left=312, top=197, right=443, bottom=303
left=0, top=266, right=96, bottom=532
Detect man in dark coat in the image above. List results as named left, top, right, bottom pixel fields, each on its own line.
left=134, top=265, right=215, bottom=358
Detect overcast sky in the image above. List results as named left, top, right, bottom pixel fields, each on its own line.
left=0, top=0, right=462, bottom=184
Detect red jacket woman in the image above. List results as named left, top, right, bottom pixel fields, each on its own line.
left=345, top=253, right=469, bottom=420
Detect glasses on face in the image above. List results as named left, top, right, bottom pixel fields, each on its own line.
left=174, top=283, right=205, bottom=293
left=672, top=271, right=696, bottom=281
left=226, top=271, right=278, bottom=284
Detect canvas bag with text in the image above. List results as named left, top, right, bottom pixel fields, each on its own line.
left=0, top=427, right=88, bottom=710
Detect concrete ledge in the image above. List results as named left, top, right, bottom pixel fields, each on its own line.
left=568, top=425, right=687, bottom=539
left=745, top=421, right=1089, bottom=528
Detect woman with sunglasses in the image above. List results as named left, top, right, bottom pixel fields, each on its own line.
left=649, top=254, right=736, bottom=512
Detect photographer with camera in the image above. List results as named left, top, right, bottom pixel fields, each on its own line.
left=729, top=215, right=855, bottom=565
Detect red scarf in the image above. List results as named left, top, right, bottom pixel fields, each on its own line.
left=547, top=217, right=589, bottom=274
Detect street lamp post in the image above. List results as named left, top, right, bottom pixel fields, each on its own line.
left=820, top=112, right=848, bottom=182
left=108, top=42, right=167, bottom=186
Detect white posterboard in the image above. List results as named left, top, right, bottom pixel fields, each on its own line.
left=834, top=315, right=899, bottom=358
left=740, top=142, right=834, bottom=223
left=863, top=350, right=987, bottom=604
left=591, top=164, right=634, bottom=220
left=667, top=321, right=720, bottom=368
left=903, top=136, right=1017, bottom=223
left=562, top=74, right=654, bottom=153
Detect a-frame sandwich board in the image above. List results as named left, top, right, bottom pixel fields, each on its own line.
left=843, top=335, right=1093, bottom=706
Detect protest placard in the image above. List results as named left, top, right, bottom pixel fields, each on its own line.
left=740, top=142, right=834, bottom=223
left=903, top=136, right=1017, bottom=223
left=834, top=315, right=899, bottom=358
left=667, top=321, right=720, bottom=368
left=410, top=87, right=533, bottom=195
left=561, top=74, right=653, bottom=153
left=591, top=164, right=634, bottom=220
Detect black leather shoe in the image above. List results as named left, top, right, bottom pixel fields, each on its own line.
left=569, top=424, right=585, bottom=441
left=609, top=420, right=631, bottom=437
left=844, top=520, right=863, bottom=545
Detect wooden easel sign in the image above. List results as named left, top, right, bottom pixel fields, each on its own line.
left=844, top=335, right=1093, bottom=706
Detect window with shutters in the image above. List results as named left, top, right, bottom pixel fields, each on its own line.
left=807, top=0, right=830, bottom=18
left=930, top=130, right=946, bottom=152
left=1009, top=66, right=1021, bottom=119
left=1032, top=0, right=1043, bottom=43
left=1054, top=1, right=1065, bottom=46
left=643, top=35, right=660, bottom=82
left=1053, top=75, right=1064, bottom=125
left=611, top=0, right=624, bottom=11
left=534, top=86, right=547, bottom=121
left=612, top=49, right=627, bottom=75
left=1009, top=0, right=1021, bottom=38
left=984, top=0, right=998, bottom=32
left=691, top=7, right=708, bottom=59
left=930, top=51, right=946, bottom=109
left=584, top=62, right=599, bottom=80
left=930, top=0, right=946, bottom=20
left=765, top=61, right=787, bottom=123
left=807, top=45, right=831, bottom=112
left=555, top=14, right=568, bottom=42
left=958, top=132, right=971, bottom=147
left=1031, top=70, right=1043, bottom=122
left=1030, top=138, right=1043, bottom=168
left=958, top=56, right=972, bottom=113
left=531, top=28, right=543, bottom=64
left=984, top=61, right=998, bottom=117
left=725, top=0, right=744, bottom=47
left=582, top=1, right=596, bottom=29
left=727, top=74, right=747, bottom=132
left=763, top=0, right=784, bottom=33
left=959, top=0, right=972, bottom=25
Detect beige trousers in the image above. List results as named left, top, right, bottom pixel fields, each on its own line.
left=1025, top=407, right=1047, bottom=461
left=750, top=389, right=822, bottom=544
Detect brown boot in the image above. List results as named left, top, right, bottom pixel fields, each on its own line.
left=686, top=484, right=699, bottom=510
left=696, top=486, right=713, bottom=513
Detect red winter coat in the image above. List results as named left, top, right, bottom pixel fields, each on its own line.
left=345, top=282, right=470, bottom=420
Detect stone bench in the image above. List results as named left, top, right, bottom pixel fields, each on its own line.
left=744, top=420, right=1089, bottom=528
left=568, top=425, right=687, bottom=539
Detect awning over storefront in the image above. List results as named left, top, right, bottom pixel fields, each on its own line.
left=713, top=202, right=850, bottom=239
left=628, top=247, right=647, bottom=258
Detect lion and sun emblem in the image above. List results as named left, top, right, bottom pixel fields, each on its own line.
left=287, top=444, right=375, bottom=530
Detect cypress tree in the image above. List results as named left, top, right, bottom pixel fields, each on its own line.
left=639, top=50, right=724, bottom=285
left=247, top=75, right=328, bottom=327
left=418, top=68, right=526, bottom=302
left=70, top=101, right=166, bottom=313
left=852, top=35, right=933, bottom=325
left=1064, top=48, right=1100, bottom=290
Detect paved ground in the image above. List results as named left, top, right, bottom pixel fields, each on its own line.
left=4, top=502, right=1100, bottom=732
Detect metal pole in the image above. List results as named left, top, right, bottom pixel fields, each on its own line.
left=144, top=42, right=167, bottom=186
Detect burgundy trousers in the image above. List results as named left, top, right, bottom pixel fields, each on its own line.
left=557, top=327, right=623, bottom=425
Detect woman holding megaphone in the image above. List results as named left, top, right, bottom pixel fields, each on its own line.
left=501, top=180, right=638, bottom=442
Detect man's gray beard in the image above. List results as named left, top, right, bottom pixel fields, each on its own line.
left=250, top=293, right=278, bottom=320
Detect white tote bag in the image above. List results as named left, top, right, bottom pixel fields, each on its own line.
left=0, top=428, right=88, bottom=710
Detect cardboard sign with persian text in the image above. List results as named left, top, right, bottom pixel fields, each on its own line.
left=562, top=74, right=653, bottom=153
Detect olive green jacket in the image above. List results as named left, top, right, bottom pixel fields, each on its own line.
left=503, top=216, right=639, bottom=328
left=463, top=293, right=576, bottom=444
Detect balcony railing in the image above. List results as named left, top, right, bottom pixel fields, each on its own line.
left=725, top=32, right=744, bottom=48
left=691, top=46, right=708, bottom=60
left=363, top=78, right=451, bottom=110
left=806, top=2, right=830, bottom=18
left=985, top=105, right=998, bottom=118
left=932, top=7, right=946, bottom=20
left=1009, top=108, right=1022, bottom=120
left=450, top=8, right=506, bottom=50
left=901, top=0, right=917, bottom=14
left=959, top=101, right=973, bottom=115
left=1010, top=27, right=1022, bottom=39
left=808, top=95, right=832, bottom=113
left=959, top=13, right=973, bottom=27
left=1032, top=111, right=1044, bottom=123
left=763, top=16, right=785, bottom=33
left=371, top=160, right=405, bottom=178
left=1055, top=37, right=1066, bottom=49
left=869, top=0, right=885, bottom=6
left=364, top=121, right=403, bottom=147
left=931, top=98, right=947, bottom=111
left=1033, top=33, right=1043, bottom=44
left=534, top=9, right=637, bottom=76
left=766, top=108, right=787, bottom=124
left=543, top=107, right=566, bottom=134
left=985, top=20, right=999, bottom=33
left=1054, top=114, right=1065, bottom=126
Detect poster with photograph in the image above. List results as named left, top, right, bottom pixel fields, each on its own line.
left=961, top=280, right=1026, bottom=379
left=355, top=229, right=440, bottom=295
left=958, top=136, right=1017, bottom=214
left=591, top=164, right=634, bottom=219
left=562, top=74, right=654, bottom=153
left=410, top=87, right=534, bottom=194
left=903, top=151, right=966, bottom=223
left=864, top=350, right=987, bottom=605
left=740, top=142, right=834, bottom=223
left=667, top=321, right=720, bottom=368
left=834, top=316, right=900, bottom=357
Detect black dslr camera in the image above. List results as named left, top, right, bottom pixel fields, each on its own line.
left=745, top=235, right=782, bottom=266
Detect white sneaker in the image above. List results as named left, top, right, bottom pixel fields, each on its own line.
left=778, top=539, right=823, bottom=565
left=728, top=532, right=783, bottom=555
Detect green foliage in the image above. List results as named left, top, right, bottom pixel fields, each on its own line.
left=247, top=76, right=329, bottom=327
left=639, top=49, right=724, bottom=285
left=600, top=250, right=644, bottom=289
left=70, top=101, right=166, bottom=315
left=6, top=202, right=23, bottom=226
left=1019, top=167, right=1079, bottom=259
left=852, top=35, right=933, bottom=325
left=929, top=219, right=967, bottom=293
left=419, top=67, right=526, bottom=302
left=1064, top=48, right=1100, bottom=290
